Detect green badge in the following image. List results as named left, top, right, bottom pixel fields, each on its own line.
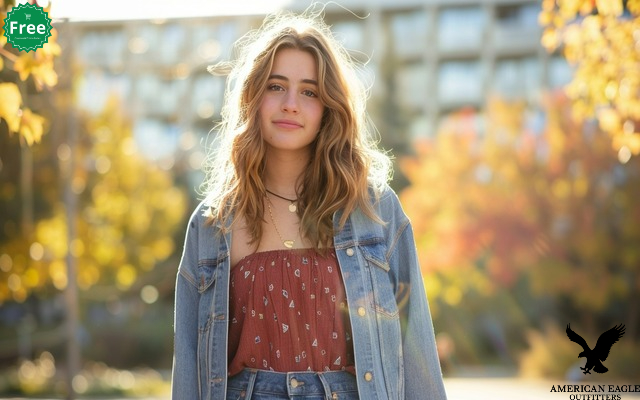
left=3, top=2, right=52, bottom=52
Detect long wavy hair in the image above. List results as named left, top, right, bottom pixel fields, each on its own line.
left=202, top=8, right=391, bottom=249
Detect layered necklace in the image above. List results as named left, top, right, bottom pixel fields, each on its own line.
left=265, top=188, right=298, bottom=213
left=266, top=196, right=296, bottom=249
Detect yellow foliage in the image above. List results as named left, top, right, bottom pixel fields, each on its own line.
left=39, top=29, right=62, bottom=58
left=558, top=0, right=582, bottom=19
left=613, top=133, right=640, bottom=155
left=69, top=238, right=85, bottom=257
left=151, top=237, right=174, bottom=262
left=400, top=92, right=639, bottom=329
left=442, top=286, right=462, bottom=306
left=0, top=24, right=6, bottom=47
left=23, top=267, right=40, bottom=288
left=0, top=82, right=22, bottom=132
left=116, top=264, right=137, bottom=290
left=1, top=10, right=60, bottom=146
left=597, top=107, right=620, bottom=132
left=573, top=177, right=589, bottom=197
left=78, top=261, right=101, bottom=290
left=629, top=0, right=640, bottom=14
left=0, top=93, right=188, bottom=302
left=49, top=260, right=68, bottom=290
left=519, top=323, right=582, bottom=379
left=12, top=40, right=59, bottom=89
left=540, top=0, right=640, bottom=156
left=19, top=108, right=47, bottom=145
left=596, top=0, right=623, bottom=17
left=551, top=179, right=571, bottom=199
left=35, top=212, right=68, bottom=259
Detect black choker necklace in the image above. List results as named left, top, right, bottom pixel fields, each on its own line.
left=265, top=189, right=298, bottom=213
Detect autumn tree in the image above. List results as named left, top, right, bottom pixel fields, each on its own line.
left=1, top=0, right=60, bottom=146
left=0, top=96, right=188, bottom=303
left=539, top=0, right=640, bottom=156
left=1, top=0, right=66, bottom=302
left=400, top=93, right=640, bottom=369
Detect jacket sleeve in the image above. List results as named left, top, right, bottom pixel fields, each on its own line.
left=171, top=208, right=202, bottom=399
left=384, top=189, right=448, bottom=399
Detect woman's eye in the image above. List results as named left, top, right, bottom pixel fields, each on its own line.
left=268, top=84, right=284, bottom=91
left=302, top=89, right=317, bottom=98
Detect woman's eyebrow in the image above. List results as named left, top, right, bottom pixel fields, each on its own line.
left=268, top=74, right=318, bottom=86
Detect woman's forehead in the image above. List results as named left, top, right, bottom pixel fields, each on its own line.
left=270, top=48, right=318, bottom=81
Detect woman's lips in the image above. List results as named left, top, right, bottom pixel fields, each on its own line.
left=273, top=119, right=303, bottom=129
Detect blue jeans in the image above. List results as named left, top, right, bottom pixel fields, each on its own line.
left=226, top=369, right=359, bottom=400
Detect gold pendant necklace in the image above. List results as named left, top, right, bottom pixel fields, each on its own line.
left=265, top=189, right=297, bottom=213
left=266, top=197, right=295, bottom=248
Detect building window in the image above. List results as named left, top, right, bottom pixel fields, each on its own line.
left=192, top=21, right=237, bottom=61
left=395, top=63, right=429, bottom=111
left=390, top=11, right=428, bottom=58
left=548, top=56, right=573, bottom=88
left=77, top=71, right=131, bottom=114
left=135, top=74, right=161, bottom=112
left=493, top=57, right=541, bottom=100
left=437, top=7, right=487, bottom=52
left=495, top=2, right=539, bottom=29
left=438, top=60, right=483, bottom=106
left=493, top=2, right=541, bottom=50
left=192, top=74, right=225, bottom=119
left=134, top=118, right=180, bottom=161
left=79, top=29, right=126, bottom=68
left=158, top=23, right=187, bottom=65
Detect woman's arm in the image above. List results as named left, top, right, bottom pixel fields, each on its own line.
left=384, top=190, right=448, bottom=399
left=171, top=211, right=202, bottom=399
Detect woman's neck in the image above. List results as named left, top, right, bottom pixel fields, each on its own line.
left=263, top=148, right=309, bottom=196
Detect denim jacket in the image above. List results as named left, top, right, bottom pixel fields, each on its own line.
left=172, top=186, right=447, bottom=399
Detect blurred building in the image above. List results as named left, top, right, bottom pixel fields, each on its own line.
left=57, top=0, right=572, bottom=166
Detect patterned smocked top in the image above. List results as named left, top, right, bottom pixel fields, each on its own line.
left=227, top=248, right=355, bottom=377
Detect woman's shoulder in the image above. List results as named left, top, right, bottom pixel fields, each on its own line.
left=187, top=199, right=211, bottom=223
left=368, top=182, right=401, bottom=209
left=366, top=183, right=411, bottom=229
left=185, top=198, right=226, bottom=231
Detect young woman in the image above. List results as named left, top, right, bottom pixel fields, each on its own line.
left=172, top=9, right=447, bottom=400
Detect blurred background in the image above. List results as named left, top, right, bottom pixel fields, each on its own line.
left=1, top=0, right=639, bottom=398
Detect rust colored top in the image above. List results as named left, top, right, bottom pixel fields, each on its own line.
left=228, top=248, right=355, bottom=376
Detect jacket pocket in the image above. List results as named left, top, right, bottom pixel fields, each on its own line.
left=196, top=256, right=226, bottom=397
left=360, top=241, right=403, bottom=399
left=197, top=258, right=220, bottom=293
left=360, top=242, right=398, bottom=318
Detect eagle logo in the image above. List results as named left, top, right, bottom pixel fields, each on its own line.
left=566, top=324, right=625, bottom=374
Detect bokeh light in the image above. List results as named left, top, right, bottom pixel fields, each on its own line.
left=140, top=285, right=159, bottom=304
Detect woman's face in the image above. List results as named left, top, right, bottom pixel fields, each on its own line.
left=259, top=48, right=325, bottom=155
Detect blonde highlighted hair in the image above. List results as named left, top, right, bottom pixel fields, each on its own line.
left=202, top=7, right=391, bottom=249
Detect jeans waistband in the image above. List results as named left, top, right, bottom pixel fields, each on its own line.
left=227, top=368, right=358, bottom=399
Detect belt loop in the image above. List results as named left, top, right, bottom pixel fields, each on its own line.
left=243, top=369, right=258, bottom=400
left=317, top=372, right=334, bottom=400
left=286, top=372, right=293, bottom=397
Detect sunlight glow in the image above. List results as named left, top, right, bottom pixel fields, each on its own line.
left=50, top=0, right=294, bottom=22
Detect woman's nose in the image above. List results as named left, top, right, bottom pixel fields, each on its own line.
left=281, top=92, right=299, bottom=113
